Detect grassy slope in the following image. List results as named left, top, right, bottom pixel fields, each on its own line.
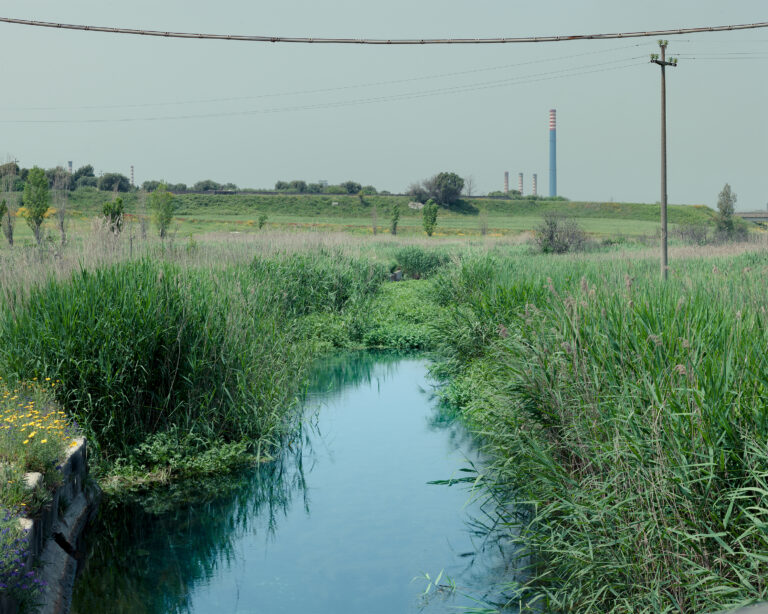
left=60, top=189, right=716, bottom=238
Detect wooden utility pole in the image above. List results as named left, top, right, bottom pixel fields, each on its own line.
left=651, top=41, right=677, bottom=281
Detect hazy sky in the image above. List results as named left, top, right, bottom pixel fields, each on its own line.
left=1, top=1, right=766, bottom=209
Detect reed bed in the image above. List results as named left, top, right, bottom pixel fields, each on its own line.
left=431, top=246, right=768, bottom=613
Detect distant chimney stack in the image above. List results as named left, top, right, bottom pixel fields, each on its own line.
left=504, top=171, right=509, bottom=194
left=549, top=109, right=557, bottom=197
left=532, top=174, right=538, bottom=196
left=518, top=173, right=524, bottom=195
left=67, top=161, right=73, bottom=174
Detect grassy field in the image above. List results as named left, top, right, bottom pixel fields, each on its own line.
left=2, top=211, right=767, bottom=612
left=0, top=188, right=715, bottom=243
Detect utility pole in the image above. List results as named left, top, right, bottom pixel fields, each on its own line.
left=651, top=40, right=677, bottom=281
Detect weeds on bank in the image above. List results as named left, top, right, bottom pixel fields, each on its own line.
left=432, top=250, right=768, bottom=613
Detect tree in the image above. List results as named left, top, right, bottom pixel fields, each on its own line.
left=275, top=181, right=289, bottom=191
left=288, top=180, right=307, bottom=193
left=715, top=183, right=736, bottom=235
left=148, top=184, right=176, bottom=239
left=51, top=167, right=70, bottom=244
left=390, top=202, right=400, bottom=235
left=22, top=167, right=50, bottom=244
left=72, top=164, right=94, bottom=183
left=431, top=172, right=464, bottom=206
left=409, top=172, right=465, bottom=207
left=408, top=182, right=429, bottom=204
left=193, top=179, right=222, bottom=192
left=464, top=175, right=475, bottom=198
left=1, top=162, right=17, bottom=246
left=341, top=180, right=362, bottom=195
left=76, top=176, right=98, bottom=189
left=103, top=197, right=125, bottom=234
left=258, top=214, right=268, bottom=229
left=97, top=173, right=131, bottom=192
left=142, top=180, right=162, bottom=193
left=422, top=199, right=439, bottom=236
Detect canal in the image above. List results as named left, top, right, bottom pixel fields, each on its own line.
left=72, top=353, right=512, bottom=613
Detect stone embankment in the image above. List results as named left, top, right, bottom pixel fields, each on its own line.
left=1, top=439, right=98, bottom=614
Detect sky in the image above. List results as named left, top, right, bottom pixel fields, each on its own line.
left=0, top=1, right=766, bottom=209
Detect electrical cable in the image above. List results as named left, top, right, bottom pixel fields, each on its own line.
left=1, top=16, right=768, bottom=45
left=3, top=43, right=644, bottom=112
left=0, top=58, right=645, bottom=124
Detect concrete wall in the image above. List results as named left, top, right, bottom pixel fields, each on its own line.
left=1, top=439, right=98, bottom=614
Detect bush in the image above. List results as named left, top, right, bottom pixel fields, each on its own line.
left=534, top=212, right=587, bottom=253
left=675, top=223, right=709, bottom=245
left=394, top=245, right=450, bottom=278
left=250, top=250, right=386, bottom=316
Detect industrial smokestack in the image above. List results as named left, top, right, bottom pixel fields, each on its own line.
left=504, top=171, right=509, bottom=194
left=533, top=173, right=538, bottom=196
left=67, top=161, right=73, bottom=174
left=549, top=109, right=557, bottom=197
left=130, top=165, right=135, bottom=187
left=518, top=173, right=523, bottom=195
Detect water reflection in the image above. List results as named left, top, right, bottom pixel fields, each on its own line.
left=72, top=353, right=518, bottom=614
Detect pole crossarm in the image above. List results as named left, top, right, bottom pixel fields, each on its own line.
left=0, top=16, right=767, bottom=45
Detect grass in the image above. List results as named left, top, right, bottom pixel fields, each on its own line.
left=3, top=188, right=712, bottom=242
left=1, top=205, right=767, bottom=613
left=428, top=247, right=768, bottom=613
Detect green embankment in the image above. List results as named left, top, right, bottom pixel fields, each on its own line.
left=63, top=188, right=716, bottom=237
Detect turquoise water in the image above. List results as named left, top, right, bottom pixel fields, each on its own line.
left=72, top=354, right=513, bottom=613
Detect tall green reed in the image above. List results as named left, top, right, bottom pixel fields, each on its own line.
left=432, top=250, right=768, bottom=613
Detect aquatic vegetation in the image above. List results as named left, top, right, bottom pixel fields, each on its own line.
left=0, top=252, right=387, bottom=482
left=431, top=250, right=768, bottom=612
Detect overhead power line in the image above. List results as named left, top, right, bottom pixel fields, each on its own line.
left=1, top=16, right=768, bottom=45
left=0, top=58, right=645, bottom=124
left=4, top=43, right=643, bottom=112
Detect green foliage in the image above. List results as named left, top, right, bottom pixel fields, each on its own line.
left=97, top=173, right=131, bottom=193
left=288, top=180, right=307, bottom=193
left=250, top=249, right=386, bottom=317
left=341, top=180, right=362, bottom=195
left=411, top=172, right=464, bottom=207
left=422, top=199, right=439, bottom=236
left=192, top=179, right=223, bottom=192
left=430, top=172, right=464, bottom=206
left=72, top=164, right=94, bottom=183
left=534, top=212, right=588, bottom=253
left=22, top=167, right=49, bottom=244
left=148, top=184, right=176, bottom=239
left=359, top=281, right=438, bottom=349
left=431, top=251, right=768, bottom=612
left=394, top=245, right=450, bottom=278
left=390, top=202, right=400, bottom=235
left=257, top=213, right=268, bottom=229
left=102, top=197, right=125, bottom=233
left=141, top=180, right=162, bottom=193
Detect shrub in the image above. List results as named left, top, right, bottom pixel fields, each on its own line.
left=534, top=212, right=587, bottom=253
left=394, top=245, right=450, bottom=279
left=102, top=197, right=124, bottom=234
